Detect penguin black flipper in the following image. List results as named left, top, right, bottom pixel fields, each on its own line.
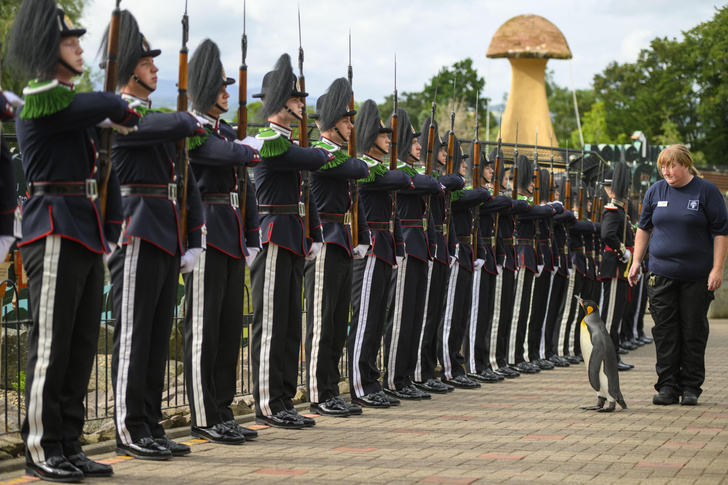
left=587, top=344, right=605, bottom=392
left=603, top=350, right=626, bottom=407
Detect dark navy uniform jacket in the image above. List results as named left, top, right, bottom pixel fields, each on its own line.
left=586, top=225, right=601, bottom=280
left=477, top=194, right=514, bottom=275
left=600, top=203, right=633, bottom=280
left=569, top=220, right=597, bottom=277
left=310, top=137, right=370, bottom=257
left=113, top=96, right=205, bottom=254
left=1, top=92, right=17, bottom=237
left=451, top=186, right=492, bottom=272
left=495, top=197, right=531, bottom=271
left=396, top=166, right=442, bottom=262
left=514, top=200, right=560, bottom=273
left=429, top=171, right=464, bottom=264
left=550, top=207, right=576, bottom=276
left=253, top=122, right=330, bottom=257
left=189, top=117, right=260, bottom=258
left=358, top=155, right=412, bottom=266
left=16, top=90, right=138, bottom=253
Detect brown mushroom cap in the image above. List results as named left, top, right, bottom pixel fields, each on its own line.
left=487, top=14, right=572, bottom=60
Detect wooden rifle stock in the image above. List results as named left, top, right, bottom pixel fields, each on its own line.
left=237, top=15, right=248, bottom=234
left=349, top=91, right=358, bottom=247
left=176, top=9, right=190, bottom=251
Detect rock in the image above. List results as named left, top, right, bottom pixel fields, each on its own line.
left=0, top=399, right=23, bottom=433
left=168, top=326, right=184, bottom=361
left=87, top=360, right=113, bottom=393
left=0, top=328, right=28, bottom=390
left=338, top=380, right=350, bottom=396
left=241, top=395, right=255, bottom=408
left=230, top=396, right=253, bottom=415
left=96, top=324, right=114, bottom=354
left=0, top=432, right=24, bottom=457
left=160, top=413, right=189, bottom=430
left=293, top=386, right=307, bottom=404
left=84, top=390, right=113, bottom=419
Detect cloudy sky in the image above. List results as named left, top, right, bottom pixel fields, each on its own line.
left=81, top=0, right=721, bottom=109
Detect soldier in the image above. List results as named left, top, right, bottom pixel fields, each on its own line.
left=0, top=91, right=18, bottom=263
left=249, top=54, right=331, bottom=429
left=384, top=108, right=441, bottom=400
left=183, top=39, right=261, bottom=444
left=305, top=78, right=369, bottom=417
left=102, top=10, right=206, bottom=460
left=348, top=100, right=411, bottom=408
left=413, top=118, right=462, bottom=394
left=8, top=0, right=140, bottom=479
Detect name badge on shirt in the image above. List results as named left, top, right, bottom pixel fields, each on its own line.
left=657, top=201, right=668, bottom=208
left=687, top=200, right=699, bottom=211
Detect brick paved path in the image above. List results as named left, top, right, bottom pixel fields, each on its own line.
left=2, top=317, right=727, bottom=484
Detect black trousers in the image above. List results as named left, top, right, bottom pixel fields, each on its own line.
left=20, top=236, right=103, bottom=463
left=183, top=247, right=245, bottom=428
left=414, top=260, right=449, bottom=382
left=555, top=270, right=584, bottom=357
left=464, top=269, right=497, bottom=374
left=647, top=274, right=712, bottom=397
left=438, top=263, right=474, bottom=379
left=348, top=255, right=394, bottom=398
left=110, top=238, right=179, bottom=445
left=492, top=269, right=516, bottom=369
left=509, top=267, right=535, bottom=364
left=527, top=270, right=552, bottom=361
left=599, top=277, right=629, bottom=359
left=542, top=270, right=568, bottom=359
left=304, top=244, right=352, bottom=404
left=250, top=243, right=304, bottom=417
left=385, top=256, right=428, bottom=390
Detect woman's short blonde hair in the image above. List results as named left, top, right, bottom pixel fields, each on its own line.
left=657, top=144, right=699, bottom=176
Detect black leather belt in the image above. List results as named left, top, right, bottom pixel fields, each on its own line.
left=30, top=180, right=98, bottom=200
left=259, top=203, right=305, bottom=216
left=121, top=184, right=177, bottom=201
left=572, top=247, right=585, bottom=254
left=367, top=221, right=393, bottom=231
left=502, top=238, right=515, bottom=245
left=320, top=212, right=351, bottom=224
left=457, top=236, right=472, bottom=244
left=401, top=219, right=424, bottom=228
left=434, top=224, right=444, bottom=233
left=201, top=192, right=239, bottom=206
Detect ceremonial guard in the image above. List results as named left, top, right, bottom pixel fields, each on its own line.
left=413, top=118, right=461, bottom=394
left=103, top=11, right=206, bottom=460
left=599, top=163, right=634, bottom=371
left=0, top=91, right=18, bottom=263
left=249, top=54, right=330, bottom=429
left=348, top=100, right=411, bottom=408
left=305, top=78, right=369, bottom=417
left=384, top=108, right=441, bottom=400
left=184, top=39, right=260, bottom=444
left=9, top=0, right=140, bottom=479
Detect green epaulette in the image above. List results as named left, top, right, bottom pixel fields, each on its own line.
left=516, top=193, right=533, bottom=204
left=257, top=127, right=292, bottom=158
left=188, top=125, right=212, bottom=150
left=398, top=164, right=418, bottom=178
left=451, top=189, right=465, bottom=201
left=359, top=162, right=387, bottom=183
left=312, top=140, right=349, bottom=170
left=20, top=79, right=76, bottom=120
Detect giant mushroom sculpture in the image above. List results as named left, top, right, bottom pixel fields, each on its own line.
left=487, top=14, right=572, bottom=148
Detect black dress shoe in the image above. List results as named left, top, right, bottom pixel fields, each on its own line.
left=154, top=435, right=191, bottom=456
left=653, top=388, right=679, bottom=405
left=333, top=396, right=363, bottom=415
left=681, top=391, right=698, bottom=406
left=484, top=369, right=504, bottom=381
left=494, top=367, right=519, bottom=379
left=548, top=355, right=570, bottom=367
left=223, top=420, right=259, bottom=439
left=116, top=437, right=172, bottom=460
left=468, top=371, right=500, bottom=383
left=351, top=393, right=390, bottom=408
left=67, top=452, right=113, bottom=477
left=284, top=408, right=316, bottom=427
left=191, top=423, right=246, bottom=445
left=384, top=386, right=421, bottom=400
left=511, top=362, right=537, bottom=374
left=442, top=375, right=480, bottom=389
left=26, top=456, right=85, bottom=482
left=310, top=398, right=350, bottom=417
left=256, top=410, right=304, bottom=429
left=562, top=355, right=580, bottom=364
left=617, top=346, right=629, bottom=354
left=638, top=335, right=654, bottom=344
left=408, top=384, right=431, bottom=399
left=376, top=389, right=401, bottom=405
left=414, top=379, right=449, bottom=394
left=533, top=359, right=555, bottom=370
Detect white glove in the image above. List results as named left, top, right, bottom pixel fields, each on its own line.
left=362, top=158, right=378, bottom=168
left=126, top=99, right=142, bottom=109
left=306, top=242, right=323, bottom=260
left=97, top=118, right=138, bottom=135
left=620, top=248, right=631, bottom=264
left=194, top=114, right=210, bottom=126
left=102, top=242, right=117, bottom=265
left=353, top=244, right=369, bottom=260
left=245, top=247, right=260, bottom=267
left=449, top=255, right=457, bottom=267
left=3, top=91, right=23, bottom=108
left=474, top=258, right=485, bottom=271
left=180, top=247, right=204, bottom=274
left=239, top=136, right=264, bottom=151
left=496, top=264, right=503, bottom=275
left=536, top=264, right=544, bottom=278
left=396, top=255, right=405, bottom=267
left=0, top=235, right=15, bottom=263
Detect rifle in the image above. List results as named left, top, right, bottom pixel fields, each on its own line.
left=389, top=55, right=398, bottom=171
left=98, top=0, right=122, bottom=223
left=236, top=0, right=249, bottom=232
left=443, top=75, right=457, bottom=242
left=533, top=127, right=540, bottom=205
left=548, top=131, right=555, bottom=202
left=471, top=91, right=481, bottom=246
left=297, top=7, right=310, bottom=238
left=511, top=121, right=519, bottom=200
left=348, top=31, right=359, bottom=247
left=422, top=72, right=439, bottom=239
left=492, top=121, right=503, bottom=254
left=176, top=1, right=191, bottom=250
left=578, top=148, right=585, bottom=221
left=564, top=141, right=571, bottom=213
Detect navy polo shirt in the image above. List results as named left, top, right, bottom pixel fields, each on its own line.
left=640, top=177, right=728, bottom=281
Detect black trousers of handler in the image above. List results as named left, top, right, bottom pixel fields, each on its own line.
left=542, top=271, right=568, bottom=359
left=509, top=267, right=535, bottom=365
left=492, top=269, right=516, bottom=369
left=110, top=238, right=179, bottom=445
left=183, top=247, right=245, bottom=428
left=599, top=277, right=629, bottom=359
left=527, top=270, right=552, bottom=361
left=438, top=263, right=475, bottom=379
left=348, top=255, right=394, bottom=398
left=20, top=236, right=103, bottom=464
left=304, top=243, right=352, bottom=404
left=250, top=243, right=304, bottom=417
left=414, top=260, right=449, bottom=382
left=555, top=270, right=584, bottom=357
left=385, top=256, right=428, bottom=390
left=647, top=274, right=712, bottom=397
left=464, top=269, right=497, bottom=374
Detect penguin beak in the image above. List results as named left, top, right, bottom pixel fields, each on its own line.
left=574, top=295, right=584, bottom=309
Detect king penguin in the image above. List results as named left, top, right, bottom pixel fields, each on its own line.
left=576, top=295, right=627, bottom=412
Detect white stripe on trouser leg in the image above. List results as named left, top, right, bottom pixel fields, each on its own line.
left=467, top=269, right=481, bottom=372
left=309, top=244, right=327, bottom=403
left=522, top=271, right=536, bottom=362
left=440, top=263, right=459, bottom=379
left=115, top=237, right=141, bottom=445
left=27, top=235, right=61, bottom=463
left=539, top=272, right=556, bottom=359
left=489, top=272, right=503, bottom=369
left=508, top=268, right=525, bottom=364
left=190, top=250, right=207, bottom=426
left=387, top=257, right=408, bottom=389
left=560, top=271, right=576, bottom=355
left=352, top=256, right=376, bottom=397
left=604, top=279, right=617, bottom=334
left=258, top=244, right=278, bottom=417
left=414, top=261, right=434, bottom=382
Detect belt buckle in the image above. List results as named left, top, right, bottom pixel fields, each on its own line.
left=85, top=179, right=98, bottom=200
left=230, top=191, right=239, bottom=207
left=344, top=211, right=351, bottom=226
left=167, top=183, right=178, bottom=202
left=490, top=237, right=496, bottom=246
left=389, top=220, right=394, bottom=233
left=298, top=202, right=306, bottom=217
left=423, top=217, right=428, bottom=231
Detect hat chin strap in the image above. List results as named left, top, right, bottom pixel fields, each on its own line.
left=333, top=126, right=347, bottom=144
left=285, top=105, right=302, bottom=121
left=58, top=59, right=83, bottom=76
left=374, top=143, right=388, bottom=156
left=215, top=103, right=228, bottom=114
left=132, top=74, right=155, bottom=93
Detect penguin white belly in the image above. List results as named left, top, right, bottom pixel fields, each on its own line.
left=580, top=321, right=592, bottom=369
left=598, top=363, right=613, bottom=402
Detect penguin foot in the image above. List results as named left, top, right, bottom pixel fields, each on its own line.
left=581, top=405, right=603, bottom=411
left=597, top=402, right=617, bottom=413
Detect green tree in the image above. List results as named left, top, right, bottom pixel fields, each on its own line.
left=545, top=69, right=595, bottom=147
left=571, top=101, right=610, bottom=148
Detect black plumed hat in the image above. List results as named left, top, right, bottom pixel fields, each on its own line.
left=317, top=78, right=355, bottom=133
left=99, top=10, right=161, bottom=89
left=188, top=39, right=235, bottom=113
left=612, top=162, right=631, bottom=200
left=254, top=54, right=307, bottom=120
left=8, top=0, right=86, bottom=80
left=539, top=168, right=550, bottom=199
left=419, top=117, right=446, bottom=166
left=388, top=107, right=414, bottom=163
left=515, top=154, right=534, bottom=191
left=356, top=99, right=390, bottom=154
